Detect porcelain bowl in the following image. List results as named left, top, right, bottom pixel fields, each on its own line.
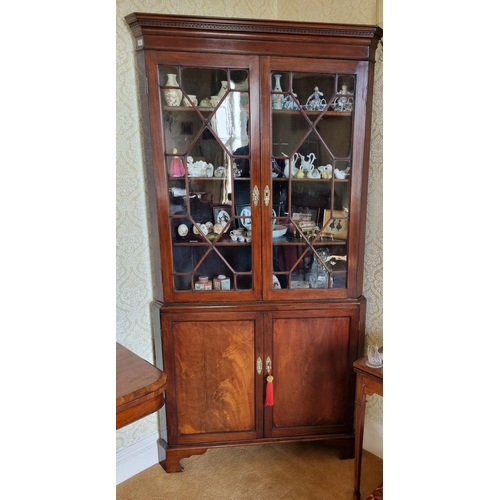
left=272, top=225, right=287, bottom=238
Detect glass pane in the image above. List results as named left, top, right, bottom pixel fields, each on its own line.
left=270, top=71, right=355, bottom=290
left=161, top=65, right=253, bottom=292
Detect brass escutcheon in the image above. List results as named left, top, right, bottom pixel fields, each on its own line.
left=256, top=357, right=263, bottom=375
left=264, top=185, right=270, bottom=206
left=266, top=356, right=272, bottom=375
left=252, top=185, right=259, bottom=206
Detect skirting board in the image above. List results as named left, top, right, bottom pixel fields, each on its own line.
left=116, top=422, right=383, bottom=485
left=116, top=433, right=161, bottom=485
left=362, top=417, right=383, bottom=459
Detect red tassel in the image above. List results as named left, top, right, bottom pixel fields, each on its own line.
left=265, top=375, right=274, bottom=406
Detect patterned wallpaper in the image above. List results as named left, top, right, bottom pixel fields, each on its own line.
left=116, top=0, right=383, bottom=452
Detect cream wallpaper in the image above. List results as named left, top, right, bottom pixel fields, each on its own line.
left=116, top=0, right=383, bottom=452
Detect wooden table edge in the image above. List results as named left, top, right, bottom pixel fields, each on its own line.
left=116, top=343, right=168, bottom=429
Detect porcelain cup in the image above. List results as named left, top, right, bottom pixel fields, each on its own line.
left=230, top=229, right=244, bottom=236
left=230, top=234, right=238, bottom=242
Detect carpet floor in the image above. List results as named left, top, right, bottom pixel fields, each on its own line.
left=117, top=442, right=383, bottom=499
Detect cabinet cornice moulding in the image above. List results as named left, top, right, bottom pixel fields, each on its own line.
left=125, top=13, right=383, bottom=61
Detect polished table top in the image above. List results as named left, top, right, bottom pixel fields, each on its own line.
left=353, top=355, right=383, bottom=386
left=116, top=342, right=168, bottom=429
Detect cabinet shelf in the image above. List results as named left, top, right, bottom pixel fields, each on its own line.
left=172, top=239, right=347, bottom=246
left=272, top=177, right=349, bottom=182
left=170, top=176, right=251, bottom=181
left=273, top=238, right=347, bottom=244
left=161, top=107, right=351, bottom=116
left=173, top=240, right=251, bottom=246
left=273, top=109, right=352, bottom=117
left=163, top=105, right=217, bottom=111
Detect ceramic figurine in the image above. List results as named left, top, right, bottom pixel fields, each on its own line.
left=318, top=165, right=333, bottom=179
left=282, top=154, right=290, bottom=177
left=284, top=152, right=300, bottom=177
left=170, top=148, right=185, bottom=177
left=331, top=84, right=354, bottom=112
left=187, top=156, right=214, bottom=177
left=339, top=84, right=352, bottom=95
left=306, top=167, right=320, bottom=179
left=283, top=93, right=300, bottom=110
left=304, top=86, right=327, bottom=110
left=214, top=166, right=227, bottom=177
left=333, top=167, right=350, bottom=179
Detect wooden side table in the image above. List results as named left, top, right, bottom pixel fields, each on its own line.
left=353, top=353, right=383, bottom=500
left=116, top=342, right=168, bottom=430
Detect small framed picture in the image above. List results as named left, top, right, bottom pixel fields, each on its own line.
left=181, top=121, right=193, bottom=135
left=322, top=209, right=348, bottom=240
left=213, top=206, right=231, bottom=226
left=236, top=204, right=252, bottom=230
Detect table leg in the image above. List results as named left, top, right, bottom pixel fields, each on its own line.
left=353, top=375, right=366, bottom=500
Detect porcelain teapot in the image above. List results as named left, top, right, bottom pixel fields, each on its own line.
left=297, top=152, right=316, bottom=172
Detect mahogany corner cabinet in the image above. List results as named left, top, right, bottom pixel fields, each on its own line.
left=125, top=12, right=382, bottom=473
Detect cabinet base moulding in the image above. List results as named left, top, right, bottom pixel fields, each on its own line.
left=158, top=434, right=355, bottom=473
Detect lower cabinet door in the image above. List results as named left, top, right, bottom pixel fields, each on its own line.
left=162, top=310, right=264, bottom=445
left=263, top=307, right=359, bottom=438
